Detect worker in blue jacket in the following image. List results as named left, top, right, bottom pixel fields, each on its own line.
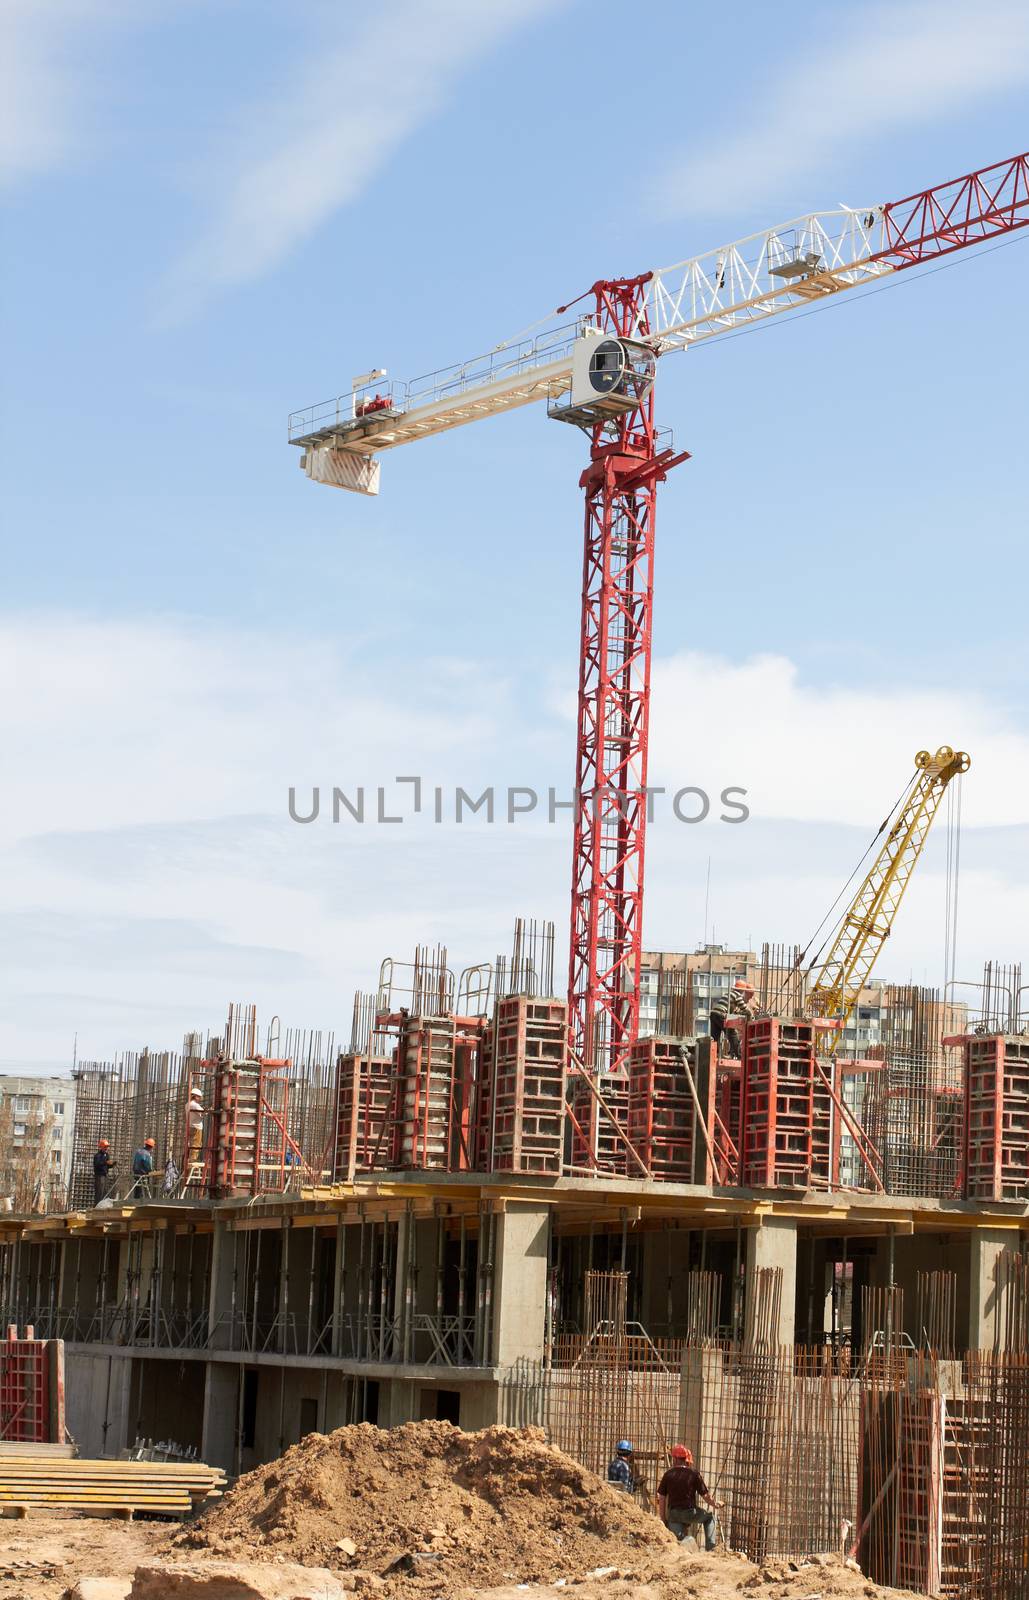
left=607, top=1440, right=637, bottom=1494
left=128, top=1137, right=156, bottom=1200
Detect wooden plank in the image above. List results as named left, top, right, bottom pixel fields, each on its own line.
left=0, top=1443, right=75, bottom=1459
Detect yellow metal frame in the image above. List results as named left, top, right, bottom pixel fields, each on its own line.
left=806, top=745, right=970, bottom=1045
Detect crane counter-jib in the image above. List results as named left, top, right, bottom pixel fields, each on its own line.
left=290, top=350, right=577, bottom=458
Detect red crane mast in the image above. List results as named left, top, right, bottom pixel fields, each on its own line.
left=288, top=149, right=1029, bottom=1119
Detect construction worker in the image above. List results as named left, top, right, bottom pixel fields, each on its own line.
left=657, top=1444, right=721, bottom=1549
left=128, top=1137, right=157, bottom=1200
left=92, top=1140, right=115, bottom=1205
left=186, top=1095, right=204, bottom=1159
left=709, top=979, right=756, bottom=1060
left=607, top=1439, right=636, bottom=1493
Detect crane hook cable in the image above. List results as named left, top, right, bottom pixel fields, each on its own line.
left=770, top=771, right=913, bottom=1015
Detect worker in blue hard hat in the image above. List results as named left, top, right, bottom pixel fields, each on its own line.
left=607, top=1439, right=637, bottom=1494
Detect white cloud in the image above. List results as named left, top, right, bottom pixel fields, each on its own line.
left=164, top=0, right=561, bottom=315
left=0, top=0, right=124, bottom=187
left=647, top=649, right=1022, bottom=829
left=652, top=0, right=1029, bottom=220
left=2, top=614, right=1027, bottom=1061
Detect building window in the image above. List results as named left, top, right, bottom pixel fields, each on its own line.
left=52, top=1102, right=65, bottom=1116
left=13, top=1123, right=26, bottom=1137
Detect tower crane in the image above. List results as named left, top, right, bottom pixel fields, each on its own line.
left=802, top=745, right=971, bottom=1049
left=289, top=151, right=1028, bottom=1083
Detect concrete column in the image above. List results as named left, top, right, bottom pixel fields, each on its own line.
left=331, top=1217, right=346, bottom=1357
left=679, top=1346, right=727, bottom=1459
left=379, top=1378, right=418, bottom=1427
left=207, top=1222, right=237, bottom=1350
left=392, top=1207, right=419, bottom=1364
left=745, top=1219, right=797, bottom=1346
left=491, top=1204, right=550, bottom=1367
left=969, top=1227, right=1018, bottom=1351
left=201, top=1361, right=239, bottom=1472
left=460, top=1381, right=506, bottom=1430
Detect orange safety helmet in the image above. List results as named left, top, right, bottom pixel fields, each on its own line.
left=98, top=1139, right=110, bottom=1149
left=671, top=1444, right=693, bottom=1464
left=144, top=1137, right=155, bottom=1148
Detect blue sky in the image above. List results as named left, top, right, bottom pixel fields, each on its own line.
left=3, top=0, right=1029, bottom=1065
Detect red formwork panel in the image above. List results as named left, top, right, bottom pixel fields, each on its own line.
left=479, top=996, right=566, bottom=1174
left=740, top=1018, right=832, bottom=1189
left=332, top=1052, right=394, bottom=1179
left=203, top=1059, right=297, bottom=1197
left=628, top=1036, right=693, bottom=1179
left=391, top=1016, right=459, bottom=1170
left=0, top=1327, right=63, bottom=1443
left=474, top=1021, right=494, bottom=1172
left=963, top=1035, right=1029, bottom=1199
left=569, top=1070, right=630, bottom=1175
left=716, top=1061, right=742, bottom=1183
left=627, top=1036, right=719, bottom=1182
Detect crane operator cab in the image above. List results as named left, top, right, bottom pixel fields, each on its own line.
left=550, top=326, right=656, bottom=431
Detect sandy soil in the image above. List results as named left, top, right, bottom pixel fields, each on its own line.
left=0, top=1515, right=923, bottom=1600
left=0, top=1510, right=173, bottom=1599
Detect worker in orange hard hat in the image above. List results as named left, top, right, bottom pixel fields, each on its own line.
left=657, top=1444, right=721, bottom=1549
left=709, top=978, right=756, bottom=1061
left=92, top=1139, right=116, bottom=1206
left=128, top=1137, right=157, bottom=1202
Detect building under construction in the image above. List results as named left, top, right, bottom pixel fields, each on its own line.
left=2, top=922, right=1028, bottom=1598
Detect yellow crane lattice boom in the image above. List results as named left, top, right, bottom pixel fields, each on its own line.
left=805, top=745, right=970, bottom=1036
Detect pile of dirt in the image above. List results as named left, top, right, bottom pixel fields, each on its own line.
left=181, top=1422, right=675, bottom=1591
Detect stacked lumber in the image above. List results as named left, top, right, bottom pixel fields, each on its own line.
left=0, top=1454, right=225, bottom=1517
left=0, top=1441, right=75, bottom=1458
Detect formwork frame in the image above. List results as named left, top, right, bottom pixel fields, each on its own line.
left=567, top=1069, right=632, bottom=1176
left=186, top=1056, right=307, bottom=1198
left=0, top=1326, right=64, bottom=1443
left=388, top=1014, right=483, bottom=1172
left=627, top=1036, right=718, bottom=1183
left=960, top=1034, right=1029, bottom=1200
left=333, top=1050, right=394, bottom=1182
left=740, top=1018, right=832, bottom=1190
left=483, top=996, right=567, bottom=1175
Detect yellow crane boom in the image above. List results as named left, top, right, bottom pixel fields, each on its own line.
left=805, top=746, right=970, bottom=1039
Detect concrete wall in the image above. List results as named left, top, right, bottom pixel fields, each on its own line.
left=64, top=1351, right=132, bottom=1458
left=248, top=1363, right=348, bottom=1465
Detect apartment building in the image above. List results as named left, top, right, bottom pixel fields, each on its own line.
left=0, top=1075, right=77, bottom=1210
